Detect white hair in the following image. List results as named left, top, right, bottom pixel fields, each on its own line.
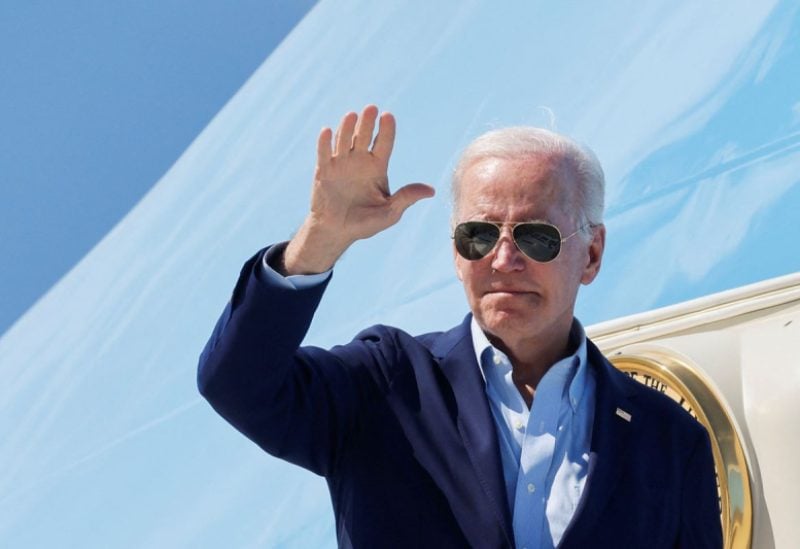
left=451, top=127, right=605, bottom=237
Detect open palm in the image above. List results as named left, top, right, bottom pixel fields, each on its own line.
left=309, top=105, right=434, bottom=243
left=282, top=105, right=434, bottom=274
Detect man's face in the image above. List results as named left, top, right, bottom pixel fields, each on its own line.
left=453, top=154, right=605, bottom=351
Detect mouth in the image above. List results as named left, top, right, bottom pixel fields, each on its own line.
left=484, top=288, right=539, bottom=297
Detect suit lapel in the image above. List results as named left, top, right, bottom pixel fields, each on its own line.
left=432, top=316, right=515, bottom=548
left=558, top=341, right=638, bottom=548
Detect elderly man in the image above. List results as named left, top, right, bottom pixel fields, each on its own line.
left=198, top=106, right=721, bottom=548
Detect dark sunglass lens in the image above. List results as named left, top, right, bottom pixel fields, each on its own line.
left=454, top=222, right=499, bottom=260
left=514, top=224, right=561, bottom=262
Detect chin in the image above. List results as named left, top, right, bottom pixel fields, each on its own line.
left=478, top=309, right=531, bottom=338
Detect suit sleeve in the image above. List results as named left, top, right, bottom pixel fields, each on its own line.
left=678, top=426, right=723, bottom=548
left=197, top=245, right=379, bottom=477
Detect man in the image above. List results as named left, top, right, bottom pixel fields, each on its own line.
left=198, top=105, right=722, bottom=548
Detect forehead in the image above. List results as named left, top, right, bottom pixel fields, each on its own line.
left=456, top=154, right=576, bottom=221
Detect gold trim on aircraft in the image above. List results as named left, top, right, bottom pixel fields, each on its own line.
left=610, top=350, right=753, bottom=549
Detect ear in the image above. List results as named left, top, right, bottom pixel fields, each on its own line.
left=580, top=224, right=605, bottom=285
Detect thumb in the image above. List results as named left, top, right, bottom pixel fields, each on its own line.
left=390, top=183, right=436, bottom=215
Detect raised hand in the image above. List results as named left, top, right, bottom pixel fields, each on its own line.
left=283, top=105, right=435, bottom=274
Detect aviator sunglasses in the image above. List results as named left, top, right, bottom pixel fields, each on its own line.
left=453, top=221, right=591, bottom=263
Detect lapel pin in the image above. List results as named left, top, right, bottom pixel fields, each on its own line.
left=615, top=407, right=632, bottom=422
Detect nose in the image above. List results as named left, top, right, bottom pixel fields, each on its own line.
left=490, top=231, right=525, bottom=273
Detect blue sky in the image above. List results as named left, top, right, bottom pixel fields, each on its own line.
left=0, top=0, right=316, bottom=335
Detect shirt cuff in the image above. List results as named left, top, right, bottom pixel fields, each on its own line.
left=260, top=244, right=332, bottom=290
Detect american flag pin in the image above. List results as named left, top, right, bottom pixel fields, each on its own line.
left=615, top=408, right=632, bottom=422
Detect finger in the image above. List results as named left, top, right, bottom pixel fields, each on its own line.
left=390, top=183, right=436, bottom=215
left=317, top=127, right=333, bottom=165
left=352, top=105, right=378, bottom=151
left=335, top=111, right=357, bottom=155
left=372, top=111, right=396, bottom=163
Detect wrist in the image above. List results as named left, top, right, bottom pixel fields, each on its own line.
left=282, top=217, right=352, bottom=275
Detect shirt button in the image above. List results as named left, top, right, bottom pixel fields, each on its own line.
left=558, top=424, right=564, bottom=432
left=493, top=354, right=502, bottom=365
left=527, top=483, right=536, bottom=493
left=514, top=420, right=524, bottom=430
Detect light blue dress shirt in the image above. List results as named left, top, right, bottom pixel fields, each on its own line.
left=471, top=317, right=595, bottom=549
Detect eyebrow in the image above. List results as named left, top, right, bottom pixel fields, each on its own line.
left=470, top=216, right=555, bottom=225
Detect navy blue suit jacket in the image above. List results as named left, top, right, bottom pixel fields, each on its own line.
left=198, top=249, right=722, bottom=548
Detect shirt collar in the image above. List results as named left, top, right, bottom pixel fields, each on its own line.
left=470, top=316, right=590, bottom=413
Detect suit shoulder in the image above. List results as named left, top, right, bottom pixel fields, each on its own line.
left=350, top=323, right=459, bottom=353
left=338, top=323, right=439, bottom=365
left=350, top=323, right=433, bottom=346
